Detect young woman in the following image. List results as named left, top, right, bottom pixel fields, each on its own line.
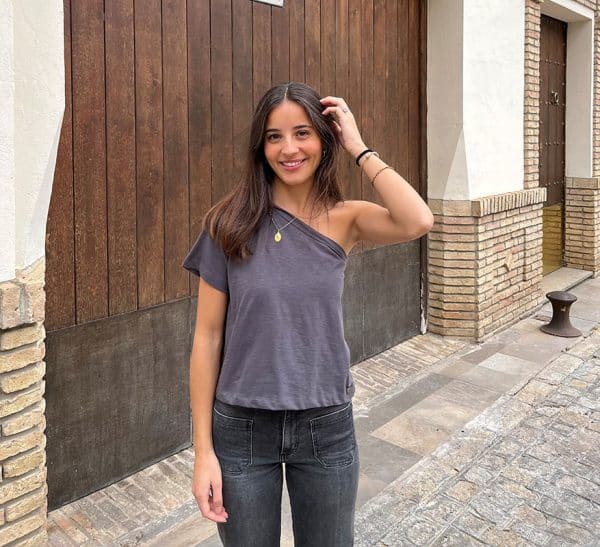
left=182, top=82, right=433, bottom=546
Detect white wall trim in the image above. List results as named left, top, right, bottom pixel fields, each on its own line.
left=541, top=0, right=594, bottom=22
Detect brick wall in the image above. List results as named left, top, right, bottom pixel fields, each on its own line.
left=542, top=204, right=563, bottom=274
left=428, top=189, right=546, bottom=341
left=0, top=258, right=47, bottom=545
left=565, top=177, right=600, bottom=272
left=524, top=0, right=542, bottom=190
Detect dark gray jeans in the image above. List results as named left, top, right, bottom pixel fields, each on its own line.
left=212, top=398, right=360, bottom=547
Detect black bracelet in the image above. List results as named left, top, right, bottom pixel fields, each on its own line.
left=355, top=148, right=372, bottom=166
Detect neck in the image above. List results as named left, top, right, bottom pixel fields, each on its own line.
left=272, top=179, right=320, bottom=218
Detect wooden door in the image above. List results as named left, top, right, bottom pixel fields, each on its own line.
left=540, top=15, right=566, bottom=205
left=46, top=0, right=425, bottom=509
left=540, top=14, right=566, bottom=274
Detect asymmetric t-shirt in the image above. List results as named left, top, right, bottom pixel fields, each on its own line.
left=182, top=205, right=354, bottom=410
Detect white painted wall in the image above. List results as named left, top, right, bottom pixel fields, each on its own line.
left=427, top=0, right=466, bottom=200
left=0, top=0, right=64, bottom=282
left=565, top=20, right=594, bottom=178
left=428, top=0, right=525, bottom=200
left=0, top=2, right=16, bottom=281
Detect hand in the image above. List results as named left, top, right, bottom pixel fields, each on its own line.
left=192, top=451, right=229, bottom=523
left=320, top=96, right=367, bottom=159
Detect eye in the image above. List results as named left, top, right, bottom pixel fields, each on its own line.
left=297, top=129, right=311, bottom=138
left=266, top=133, right=281, bottom=142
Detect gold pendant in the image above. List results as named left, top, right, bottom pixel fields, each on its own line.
left=274, top=231, right=282, bottom=242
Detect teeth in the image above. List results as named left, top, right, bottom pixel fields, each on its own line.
left=282, top=160, right=303, bottom=167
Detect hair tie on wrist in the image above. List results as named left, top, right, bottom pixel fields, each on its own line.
left=355, top=148, right=372, bottom=166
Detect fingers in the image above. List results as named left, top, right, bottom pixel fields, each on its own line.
left=321, top=105, right=345, bottom=117
left=211, top=481, right=226, bottom=516
left=195, top=486, right=229, bottom=523
left=320, top=96, right=352, bottom=117
left=320, top=95, right=347, bottom=107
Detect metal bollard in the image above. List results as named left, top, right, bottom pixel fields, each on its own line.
left=540, top=291, right=581, bottom=338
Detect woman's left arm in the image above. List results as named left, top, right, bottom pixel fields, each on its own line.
left=321, top=96, right=434, bottom=244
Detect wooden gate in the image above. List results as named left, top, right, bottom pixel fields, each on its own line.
left=46, top=0, right=425, bottom=509
left=540, top=14, right=567, bottom=274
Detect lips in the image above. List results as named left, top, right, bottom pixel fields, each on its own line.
left=279, top=159, right=306, bottom=171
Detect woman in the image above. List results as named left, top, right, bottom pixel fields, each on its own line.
left=182, top=82, right=433, bottom=546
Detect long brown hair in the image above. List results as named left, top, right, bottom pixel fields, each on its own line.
left=202, top=82, right=344, bottom=261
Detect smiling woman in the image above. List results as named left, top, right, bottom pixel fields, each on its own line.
left=263, top=101, right=323, bottom=186
left=182, top=81, right=433, bottom=546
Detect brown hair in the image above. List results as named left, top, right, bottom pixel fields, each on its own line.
left=202, top=82, right=344, bottom=261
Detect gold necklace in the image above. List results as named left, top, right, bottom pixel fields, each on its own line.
left=269, top=214, right=296, bottom=243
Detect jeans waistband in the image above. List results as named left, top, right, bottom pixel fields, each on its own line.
left=213, top=398, right=352, bottom=422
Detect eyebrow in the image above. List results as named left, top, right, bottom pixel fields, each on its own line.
left=265, top=124, right=313, bottom=133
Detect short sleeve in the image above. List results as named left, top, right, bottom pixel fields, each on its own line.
left=182, top=231, right=229, bottom=293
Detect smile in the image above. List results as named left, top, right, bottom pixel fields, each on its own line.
left=279, top=159, right=306, bottom=171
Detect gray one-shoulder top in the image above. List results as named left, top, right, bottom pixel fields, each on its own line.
left=182, top=205, right=354, bottom=410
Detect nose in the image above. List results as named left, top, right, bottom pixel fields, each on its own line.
left=281, top=137, right=299, bottom=155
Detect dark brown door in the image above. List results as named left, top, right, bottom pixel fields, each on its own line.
left=540, top=15, right=566, bottom=206
left=540, top=15, right=567, bottom=274
left=46, top=0, right=426, bottom=509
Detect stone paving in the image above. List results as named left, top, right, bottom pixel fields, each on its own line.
left=354, top=327, right=600, bottom=546
left=47, top=276, right=600, bottom=546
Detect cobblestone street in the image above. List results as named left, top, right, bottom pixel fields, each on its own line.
left=355, top=329, right=600, bottom=546
left=47, top=277, right=600, bottom=546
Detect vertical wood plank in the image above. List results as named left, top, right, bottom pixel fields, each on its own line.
left=47, top=0, right=75, bottom=331
left=71, top=0, right=108, bottom=322
left=335, top=0, right=349, bottom=98
left=289, top=0, right=305, bottom=82
left=335, top=0, right=350, bottom=194
left=162, top=0, right=189, bottom=300
left=418, top=0, right=428, bottom=324
left=384, top=0, right=398, bottom=173
left=187, top=1, right=212, bottom=296
left=372, top=0, right=386, bottom=209
left=211, top=0, right=233, bottom=200
left=232, top=0, right=254, bottom=176
left=395, top=0, right=407, bottom=180
left=305, top=0, right=321, bottom=91
left=135, top=0, right=164, bottom=307
left=252, top=1, right=272, bottom=107
left=540, top=18, right=548, bottom=188
left=105, top=0, right=137, bottom=315
left=407, top=0, right=419, bottom=189
left=419, top=0, right=427, bottom=200
left=360, top=0, right=374, bottom=204
left=271, top=4, right=290, bottom=85
left=347, top=0, right=362, bottom=201
left=320, top=0, right=336, bottom=94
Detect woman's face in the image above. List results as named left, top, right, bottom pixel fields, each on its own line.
left=263, top=100, right=323, bottom=188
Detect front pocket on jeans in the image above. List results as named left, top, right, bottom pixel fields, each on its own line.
left=310, top=403, right=356, bottom=469
left=212, top=407, right=253, bottom=475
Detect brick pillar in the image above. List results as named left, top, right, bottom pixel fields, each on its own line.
left=428, top=188, right=547, bottom=341
left=524, top=0, right=542, bottom=190
left=0, top=258, right=47, bottom=545
left=565, top=177, right=600, bottom=275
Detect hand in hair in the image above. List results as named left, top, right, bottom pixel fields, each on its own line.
left=320, top=96, right=367, bottom=160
